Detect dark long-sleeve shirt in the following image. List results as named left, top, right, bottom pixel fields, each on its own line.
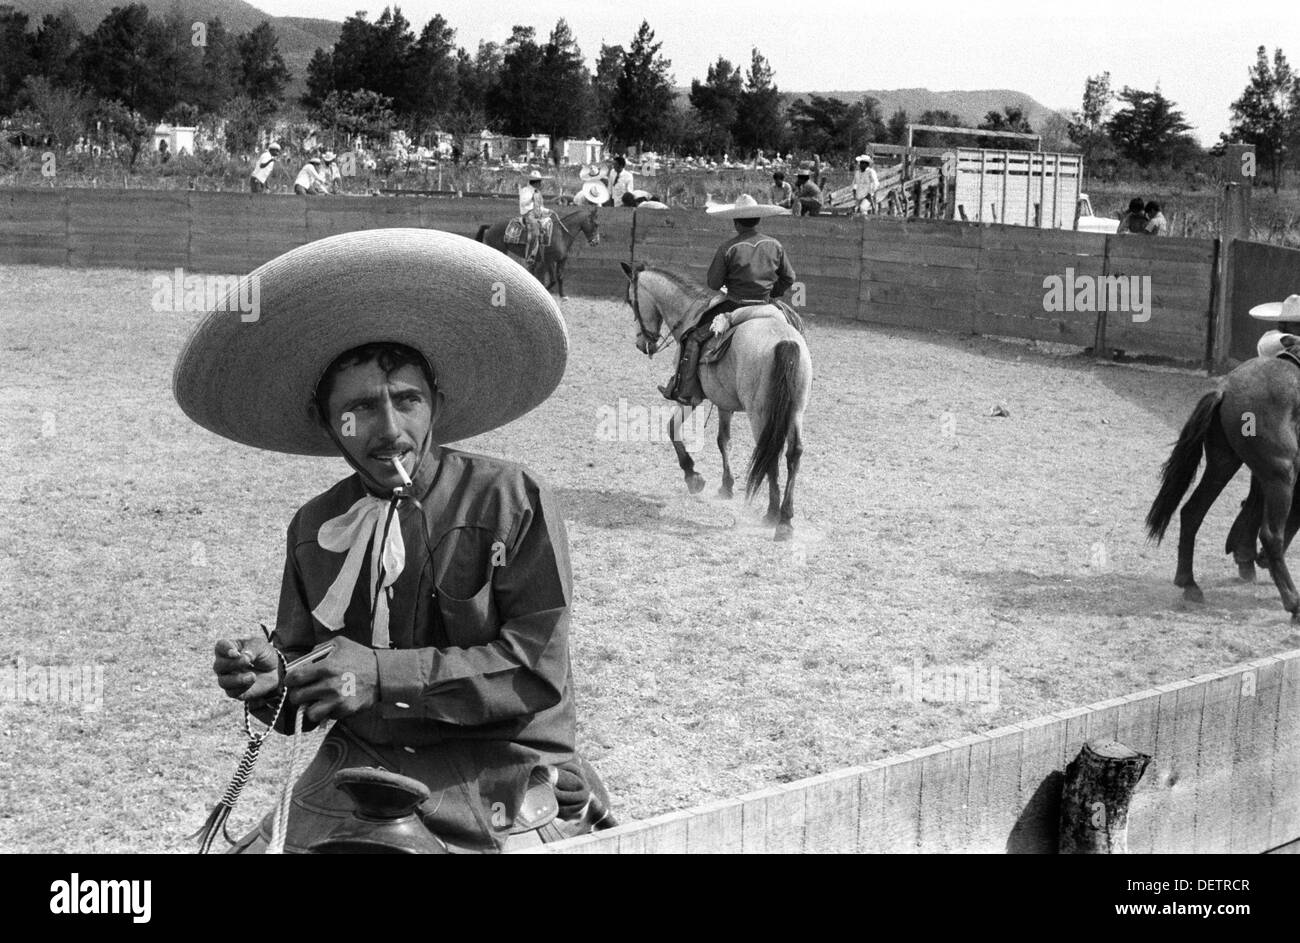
left=706, top=227, right=796, bottom=302
left=267, top=448, right=576, bottom=766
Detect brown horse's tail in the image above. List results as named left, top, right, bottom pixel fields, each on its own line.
left=746, top=340, right=801, bottom=500
left=1146, top=390, right=1222, bottom=543
left=474, top=224, right=489, bottom=242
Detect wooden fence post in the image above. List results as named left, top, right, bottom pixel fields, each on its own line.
left=1211, top=145, right=1255, bottom=371
left=1059, top=739, right=1150, bottom=853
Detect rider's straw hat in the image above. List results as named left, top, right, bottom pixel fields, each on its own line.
left=173, top=229, right=568, bottom=455
left=579, top=180, right=610, bottom=204
left=1249, top=294, right=1300, bottom=322
left=705, top=193, right=789, bottom=219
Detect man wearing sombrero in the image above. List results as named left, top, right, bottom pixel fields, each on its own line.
left=795, top=169, right=824, bottom=217
left=175, top=228, right=612, bottom=852
left=573, top=166, right=610, bottom=208
left=852, top=154, right=878, bottom=215
left=660, top=195, right=796, bottom=405
left=1252, top=294, right=1300, bottom=362
left=518, top=168, right=554, bottom=266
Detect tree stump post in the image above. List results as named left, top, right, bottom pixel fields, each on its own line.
left=1058, top=739, right=1151, bottom=854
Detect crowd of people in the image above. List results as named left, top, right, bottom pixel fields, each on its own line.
left=1118, top=197, right=1169, bottom=236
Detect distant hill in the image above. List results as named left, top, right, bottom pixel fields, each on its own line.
left=799, top=88, right=1061, bottom=132
left=8, top=0, right=341, bottom=98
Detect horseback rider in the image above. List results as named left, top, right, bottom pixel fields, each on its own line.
left=180, top=229, right=614, bottom=853
left=518, top=168, right=554, bottom=266
left=660, top=194, right=795, bottom=405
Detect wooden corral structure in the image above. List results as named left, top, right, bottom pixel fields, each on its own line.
left=953, top=148, right=1082, bottom=229
left=517, top=652, right=1300, bottom=853
left=829, top=125, right=1081, bottom=229
left=0, top=189, right=1237, bottom=365
left=1, top=188, right=1296, bottom=851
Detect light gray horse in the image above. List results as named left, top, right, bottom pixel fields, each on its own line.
left=622, top=262, right=813, bottom=540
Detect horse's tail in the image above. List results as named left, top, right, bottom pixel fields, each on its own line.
left=1146, top=390, right=1222, bottom=543
left=746, top=340, right=801, bottom=500
left=474, top=224, right=489, bottom=242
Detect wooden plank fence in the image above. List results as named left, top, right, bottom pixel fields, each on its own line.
left=0, top=188, right=1219, bottom=363
left=516, top=651, right=1300, bottom=853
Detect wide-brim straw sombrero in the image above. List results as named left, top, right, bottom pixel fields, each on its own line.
left=1249, top=294, right=1300, bottom=321
left=706, top=193, right=789, bottom=219
left=173, top=229, right=568, bottom=456
left=579, top=180, right=610, bottom=204
left=578, top=165, right=601, bottom=181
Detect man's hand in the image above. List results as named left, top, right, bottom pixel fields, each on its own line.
left=213, top=637, right=282, bottom=702
left=710, top=313, right=729, bottom=335
left=284, top=636, right=379, bottom=724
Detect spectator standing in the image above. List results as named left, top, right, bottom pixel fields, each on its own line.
left=852, top=154, right=879, bottom=214
left=608, top=156, right=635, bottom=207
left=250, top=142, right=281, bottom=193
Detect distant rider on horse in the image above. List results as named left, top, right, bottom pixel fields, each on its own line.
left=519, top=168, right=554, bottom=267
left=660, top=194, right=797, bottom=405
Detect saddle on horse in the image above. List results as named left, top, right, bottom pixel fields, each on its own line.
left=227, top=724, right=616, bottom=854
left=660, top=294, right=804, bottom=406
left=506, top=214, right=554, bottom=266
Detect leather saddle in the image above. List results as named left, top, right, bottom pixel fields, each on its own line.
left=306, top=764, right=613, bottom=854
left=699, top=300, right=801, bottom=366
left=505, top=216, right=553, bottom=248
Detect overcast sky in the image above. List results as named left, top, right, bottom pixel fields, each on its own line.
left=251, top=0, right=1300, bottom=143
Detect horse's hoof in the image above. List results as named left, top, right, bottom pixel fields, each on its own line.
left=717, top=486, right=733, bottom=500
left=1182, top=584, right=1205, bottom=604
left=686, top=474, right=705, bottom=495
left=1237, top=563, right=1257, bottom=583
left=774, top=523, right=794, bottom=542
left=764, top=512, right=781, bottom=525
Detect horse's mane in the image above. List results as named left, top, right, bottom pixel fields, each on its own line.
left=642, top=266, right=712, bottom=304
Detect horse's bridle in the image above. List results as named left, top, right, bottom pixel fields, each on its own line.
left=555, top=210, right=601, bottom=247
left=628, top=268, right=671, bottom=356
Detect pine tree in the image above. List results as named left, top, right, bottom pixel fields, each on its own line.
left=689, top=57, right=742, bottom=155
left=1228, top=46, right=1295, bottom=191
left=237, top=21, right=291, bottom=108
left=735, top=49, right=783, bottom=154
left=610, top=21, right=674, bottom=149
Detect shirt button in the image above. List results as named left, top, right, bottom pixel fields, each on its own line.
left=403, top=746, right=416, bottom=754
left=395, top=702, right=410, bottom=709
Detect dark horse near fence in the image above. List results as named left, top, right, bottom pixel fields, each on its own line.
left=1146, top=356, right=1300, bottom=621
left=474, top=205, right=600, bottom=297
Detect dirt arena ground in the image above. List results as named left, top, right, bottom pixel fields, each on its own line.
left=2, top=264, right=1297, bottom=852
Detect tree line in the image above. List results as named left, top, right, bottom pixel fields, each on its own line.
left=0, top=3, right=290, bottom=157
left=3, top=4, right=1298, bottom=182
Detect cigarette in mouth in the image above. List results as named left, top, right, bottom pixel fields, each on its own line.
left=390, top=455, right=413, bottom=487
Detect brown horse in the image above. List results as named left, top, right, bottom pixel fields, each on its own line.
left=1146, top=356, right=1300, bottom=620
left=622, top=263, right=813, bottom=541
left=475, top=205, right=600, bottom=297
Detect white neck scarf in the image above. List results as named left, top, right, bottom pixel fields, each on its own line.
left=311, top=495, right=405, bottom=648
